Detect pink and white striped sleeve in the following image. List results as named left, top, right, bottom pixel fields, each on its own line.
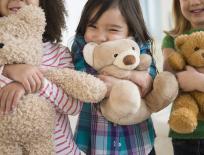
left=39, top=78, right=82, bottom=115
left=39, top=46, right=83, bottom=115
left=0, top=65, right=12, bottom=87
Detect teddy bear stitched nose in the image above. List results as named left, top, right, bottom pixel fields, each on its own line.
left=123, top=55, right=136, bottom=65
left=0, top=43, right=4, bottom=48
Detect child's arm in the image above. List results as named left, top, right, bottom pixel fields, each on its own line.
left=39, top=78, right=83, bottom=115
left=0, top=47, right=83, bottom=115
left=177, top=66, right=204, bottom=92
left=128, top=44, right=156, bottom=97
left=0, top=82, right=25, bottom=114
left=38, top=47, right=83, bottom=115
left=1, top=66, right=82, bottom=115
left=2, top=64, right=43, bottom=94
left=163, top=48, right=204, bottom=92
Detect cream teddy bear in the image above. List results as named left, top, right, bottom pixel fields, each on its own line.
left=83, top=39, right=178, bottom=125
left=0, top=5, right=106, bottom=154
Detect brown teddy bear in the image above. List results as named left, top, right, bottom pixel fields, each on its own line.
left=168, top=31, right=204, bottom=133
left=0, top=5, right=106, bottom=155
left=83, top=39, right=178, bottom=125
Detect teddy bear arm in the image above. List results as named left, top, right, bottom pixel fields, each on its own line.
left=145, top=71, right=179, bottom=112
left=112, top=99, right=152, bottom=125
left=168, top=52, right=186, bottom=71
left=100, top=80, right=152, bottom=125
left=100, top=65, right=131, bottom=79
left=191, top=91, right=204, bottom=113
left=44, top=68, right=107, bottom=103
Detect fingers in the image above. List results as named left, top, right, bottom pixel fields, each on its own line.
left=36, top=71, right=44, bottom=90
left=5, top=89, right=15, bottom=114
left=0, top=83, right=25, bottom=115
left=0, top=89, right=9, bottom=115
left=97, top=75, right=107, bottom=81
left=12, top=90, right=24, bottom=112
left=186, top=66, right=196, bottom=72
left=22, top=79, right=32, bottom=94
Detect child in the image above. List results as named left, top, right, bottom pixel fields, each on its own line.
left=72, top=0, right=157, bottom=154
left=162, top=0, right=204, bottom=154
left=0, top=0, right=82, bottom=154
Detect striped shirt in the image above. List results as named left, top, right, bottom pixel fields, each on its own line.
left=0, top=42, right=82, bottom=155
left=72, top=35, right=156, bottom=155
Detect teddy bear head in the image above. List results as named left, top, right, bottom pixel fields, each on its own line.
left=0, top=5, right=46, bottom=66
left=175, top=31, right=204, bottom=67
left=83, top=39, right=142, bottom=71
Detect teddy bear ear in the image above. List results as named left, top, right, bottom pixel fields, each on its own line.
left=17, top=5, right=46, bottom=34
left=175, top=35, right=188, bottom=50
left=83, top=42, right=98, bottom=66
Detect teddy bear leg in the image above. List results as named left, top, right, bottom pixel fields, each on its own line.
left=24, top=140, right=54, bottom=155
left=145, top=71, right=178, bottom=112
left=0, top=142, right=23, bottom=155
left=169, top=94, right=199, bottom=133
left=117, top=99, right=152, bottom=125
left=100, top=80, right=141, bottom=124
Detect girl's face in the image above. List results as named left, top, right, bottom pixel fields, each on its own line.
left=84, top=7, right=129, bottom=44
left=180, top=0, right=204, bottom=28
left=0, top=0, right=39, bottom=16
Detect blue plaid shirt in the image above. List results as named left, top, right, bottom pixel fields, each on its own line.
left=72, top=35, right=157, bottom=155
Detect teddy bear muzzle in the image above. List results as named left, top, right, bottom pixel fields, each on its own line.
left=123, top=55, right=136, bottom=65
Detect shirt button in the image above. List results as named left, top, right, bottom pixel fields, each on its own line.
left=118, top=143, right=121, bottom=147
left=113, top=141, right=116, bottom=147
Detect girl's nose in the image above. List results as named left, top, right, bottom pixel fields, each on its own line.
left=95, top=32, right=107, bottom=44
left=190, top=0, right=201, bottom=5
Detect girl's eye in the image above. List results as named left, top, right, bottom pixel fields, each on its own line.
left=109, top=29, right=119, bottom=32
left=88, top=24, right=97, bottom=28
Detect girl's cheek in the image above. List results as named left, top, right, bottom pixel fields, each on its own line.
left=84, top=33, right=93, bottom=43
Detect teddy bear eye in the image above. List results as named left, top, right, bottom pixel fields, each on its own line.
left=194, top=47, right=200, bottom=51
left=132, top=47, right=135, bottom=50
left=114, top=54, right=118, bottom=57
left=0, top=43, right=4, bottom=48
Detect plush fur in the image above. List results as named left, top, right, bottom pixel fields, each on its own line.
left=168, top=31, right=204, bottom=133
left=83, top=39, right=178, bottom=125
left=0, top=5, right=107, bottom=154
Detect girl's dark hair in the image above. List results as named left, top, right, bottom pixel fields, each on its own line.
left=76, top=0, right=152, bottom=44
left=40, top=0, right=67, bottom=43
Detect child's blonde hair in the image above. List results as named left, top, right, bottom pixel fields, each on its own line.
left=165, top=0, right=191, bottom=37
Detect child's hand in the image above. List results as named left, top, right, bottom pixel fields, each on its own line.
left=98, top=75, right=123, bottom=97
left=3, top=64, right=43, bottom=93
left=128, top=70, right=153, bottom=97
left=0, top=82, right=25, bottom=115
left=176, top=66, right=204, bottom=92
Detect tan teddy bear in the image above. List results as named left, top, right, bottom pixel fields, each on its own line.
left=83, top=39, right=178, bottom=125
left=168, top=31, right=204, bottom=133
left=0, top=5, right=106, bottom=155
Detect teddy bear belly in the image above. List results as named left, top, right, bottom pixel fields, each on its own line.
left=0, top=94, right=55, bottom=143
